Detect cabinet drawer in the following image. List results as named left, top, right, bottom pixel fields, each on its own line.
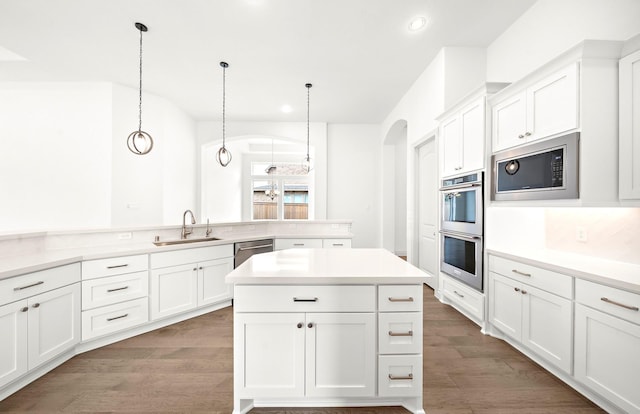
left=378, top=355, right=422, bottom=397
left=322, top=239, right=352, bottom=248
left=378, top=285, right=423, bottom=312
left=576, top=279, right=640, bottom=325
left=82, top=254, right=148, bottom=280
left=0, top=263, right=81, bottom=305
left=234, top=285, right=375, bottom=312
left=440, top=275, right=485, bottom=321
left=378, top=312, right=422, bottom=355
left=489, top=255, right=573, bottom=299
left=81, top=297, right=149, bottom=341
left=81, top=271, right=149, bottom=310
left=150, top=244, right=233, bottom=270
left=275, top=238, right=323, bottom=250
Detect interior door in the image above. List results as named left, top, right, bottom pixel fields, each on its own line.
left=417, top=138, right=438, bottom=289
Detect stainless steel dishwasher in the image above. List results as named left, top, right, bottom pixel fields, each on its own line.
left=234, top=239, right=274, bottom=268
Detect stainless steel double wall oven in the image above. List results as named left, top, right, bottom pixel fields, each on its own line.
left=440, top=172, right=484, bottom=292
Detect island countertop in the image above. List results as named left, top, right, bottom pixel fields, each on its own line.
left=225, top=248, right=431, bottom=285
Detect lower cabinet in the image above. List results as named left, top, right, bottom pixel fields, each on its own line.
left=439, top=274, right=485, bottom=324
left=235, top=312, right=375, bottom=398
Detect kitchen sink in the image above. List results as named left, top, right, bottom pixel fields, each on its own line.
left=153, top=237, right=221, bottom=246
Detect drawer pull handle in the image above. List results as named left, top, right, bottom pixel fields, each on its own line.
left=106, top=264, right=129, bottom=269
left=107, top=286, right=129, bottom=293
left=389, top=330, right=413, bottom=337
left=293, top=297, right=318, bottom=302
left=453, top=290, right=464, bottom=298
left=512, top=269, right=531, bottom=277
left=14, top=281, right=44, bottom=291
left=389, top=373, right=413, bottom=380
left=293, top=243, right=305, bottom=246
left=332, top=243, right=344, bottom=246
left=601, top=297, right=639, bottom=311
left=388, top=297, right=414, bottom=302
left=107, top=313, right=129, bottom=322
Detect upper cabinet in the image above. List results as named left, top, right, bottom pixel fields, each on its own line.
left=619, top=49, right=640, bottom=200
left=438, top=83, right=508, bottom=178
left=492, top=64, right=578, bottom=152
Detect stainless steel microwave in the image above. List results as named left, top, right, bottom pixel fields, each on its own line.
left=491, top=132, right=579, bottom=201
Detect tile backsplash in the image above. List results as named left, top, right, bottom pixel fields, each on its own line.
left=545, top=208, right=640, bottom=264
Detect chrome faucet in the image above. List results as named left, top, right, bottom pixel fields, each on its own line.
left=181, top=209, right=196, bottom=239
left=205, top=218, right=212, bottom=238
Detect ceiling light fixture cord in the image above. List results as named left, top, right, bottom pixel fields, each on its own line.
left=217, top=61, right=232, bottom=166
left=127, top=22, right=153, bottom=155
left=304, top=83, right=312, bottom=173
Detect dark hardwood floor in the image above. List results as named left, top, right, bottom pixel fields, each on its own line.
left=0, top=285, right=603, bottom=413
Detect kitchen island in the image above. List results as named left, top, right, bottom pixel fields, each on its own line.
left=226, top=248, right=430, bottom=414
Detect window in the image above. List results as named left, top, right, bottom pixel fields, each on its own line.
left=251, top=162, right=311, bottom=220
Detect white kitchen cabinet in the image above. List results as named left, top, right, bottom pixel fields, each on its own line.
left=322, top=239, right=352, bottom=248
left=440, top=97, right=485, bottom=177
left=439, top=274, right=485, bottom=325
left=574, top=279, right=640, bottom=413
left=234, top=311, right=375, bottom=398
left=492, top=63, right=578, bottom=151
left=275, top=238, right=323, bottom=250
left=619, top=49, right=640, bottom=200
left=0, top=300, right=28, bottom=389
left=150, top=245, right=234, bottom=320
left=488, top=270, right=573, bottom=374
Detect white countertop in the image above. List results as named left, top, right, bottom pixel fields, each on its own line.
left=488, top=248, right=640, bottom=294
left=225, top=248, right=431, bottom=285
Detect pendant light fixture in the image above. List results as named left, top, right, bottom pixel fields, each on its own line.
left=216, top=61, right=232, bottom=167
left=265, top=138, right=279, bottom=200
left=302, top=83, right=312, bottom=173
left=127, top=22, right=154, bottom=155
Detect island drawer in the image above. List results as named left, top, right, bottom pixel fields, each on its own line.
left=322, top=239, right=352, bottom=248
left=378, top=285, right=423, bottom=312
left=576, top=279, right=640, bottom=325
left=82, top=297, right=149, bottom=341
left=1, top=263, right=81, bottom=305
left=82, top=254, right=148, bottom=280
left=489, top=255, right=573, bottom=299
left=378, top=355, right=422, bottom=397
left=81, top=271, right=149, bottom=311
left=275, top=238, right=323, bottom=250
left=234, top=285, right=375, bottom=312
left=378, top=312, right=422, bottom=355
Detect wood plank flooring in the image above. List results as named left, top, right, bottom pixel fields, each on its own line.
left=0, top=285, right=603, bottom=413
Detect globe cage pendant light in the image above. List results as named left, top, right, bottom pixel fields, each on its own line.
left=216, top=61, right=232, bottom=167
left=265, top=138, right=279, bottom=200
left=126, top=22, right=154, bottom=155
left=302, top=83, right=312, bottom=173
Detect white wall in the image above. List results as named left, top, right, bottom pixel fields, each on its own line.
left=327, top=124, right=381, bottom=248
left=487, top=0, right=640, bottom=82
left=394, top=133, right=407, bottom=256
left=0, top=82, right=112, bottom=232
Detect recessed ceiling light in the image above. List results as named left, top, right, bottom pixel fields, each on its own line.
left=281, top=104, right=293, bottom=113
left=408, top=16, right=427, bottom=32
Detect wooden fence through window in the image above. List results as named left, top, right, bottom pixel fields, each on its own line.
left=253, top=202, right=308, bottom=220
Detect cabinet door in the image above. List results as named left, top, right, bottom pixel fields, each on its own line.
left=0, top=300, right=28, bottom=388
left=305, top=312, right=375, bottom=397
left=492, top=91, right=527, bottom=151
left=575, top=304, right=640, bottom=413
left=460, top=97, right=485, bottom=173
left=527, top=63, right=578, bottom=142
left=619, top=49, right=640, bottom=199
left=521, top=285, right=572, bottom=374
left=488, top=273, right=522, bottom=340
left=197, top=257, right=233, bottom=307
left=234, top=313, right=305, bottom=398
left=150, top=264, right=197, bottom=320
left=27, top=283, right=80, bottom=369
left=440, top=115, right=462, bottom=177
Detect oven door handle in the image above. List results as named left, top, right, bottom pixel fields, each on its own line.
left=439, top=231, right=481, bottom=242
left=439, top=182, right=481, bottom=191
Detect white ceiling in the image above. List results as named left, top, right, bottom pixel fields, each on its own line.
left=0, top=0, right=535, bottom=123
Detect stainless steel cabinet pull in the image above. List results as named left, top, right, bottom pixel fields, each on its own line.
left=389, top=373, right=413, bottom=380
left=388, top=297, right=414, bottom=302
left=238, top=244, right=273, bottom=251
left=332, top=243, right=344, bottom=246
left=107, top=313, right=129, bottom=322
left=297, top=323, right=303, bottom=329
left=107, top=286, right=129, bottom=293
left=454, top=290, right=464, bottom=298
left=199, top=266, right=203, bottom=270
left=521, top=290, right=527, bottom=295
left=13, top=281, right=44, bottom=291
left=525, top=132, right=532, bottom=136
left=293, top=297, right=318, bottom=302
left=307, top=322, right=314, bottom=328
left=514, top=287, right=520, bottom=292
left=293, top=243, right=305, bottom=246
left=518, top=134, right=525, bottom=139
left=20, top=307, right=28, bottom=312
left=32, top=303, right=40, bottom=308
left=106, top=264, right=129, bottom=269
left=193, top=267, right=197, bottom=271
left=601, top=297, right=639, bottom=311
left=512, top=269, right=531, bottom=277
left=389, top=330, right=413, bottom=337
